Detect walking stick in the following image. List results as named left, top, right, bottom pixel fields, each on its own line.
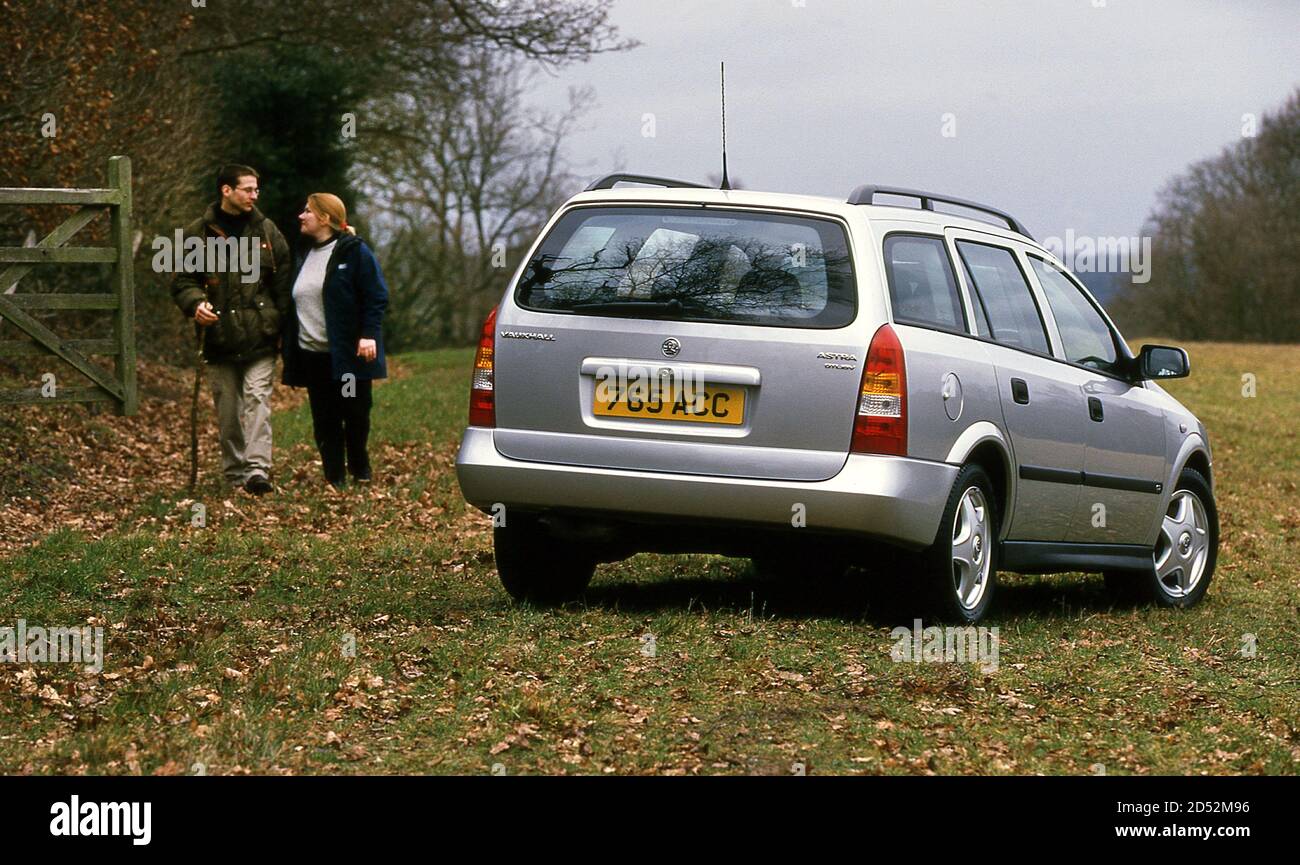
left=188, top=323, right=205, bottom=493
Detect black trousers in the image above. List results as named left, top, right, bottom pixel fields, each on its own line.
left=300, top=350, right=373, bottom=486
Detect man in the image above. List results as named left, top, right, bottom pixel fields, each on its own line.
left=172, top=164, right=292, bottom=495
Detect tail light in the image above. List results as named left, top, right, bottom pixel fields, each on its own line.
left=851, top=323, right=907, bottom=456
left=468, top=305, right=498, bottom=427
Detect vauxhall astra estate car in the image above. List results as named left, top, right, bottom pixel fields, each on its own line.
left=455, top=174, right=1218, bottom=623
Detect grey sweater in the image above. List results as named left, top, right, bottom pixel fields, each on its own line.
left=292, top=238, right=337, bottom=352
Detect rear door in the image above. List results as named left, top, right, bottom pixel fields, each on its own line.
left=949, top=232, right=1085, bottom=542
left=492, top=204, right=873, bottom=481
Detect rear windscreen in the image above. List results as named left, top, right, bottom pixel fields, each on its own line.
left=514, top=206, right=857, bottom=327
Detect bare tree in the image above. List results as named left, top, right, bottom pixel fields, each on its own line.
left=356, top=50, right=595, bottom=347
left=183, top=0, right=635, bottom=89
left=1115, top=88, right=1300, bottom=342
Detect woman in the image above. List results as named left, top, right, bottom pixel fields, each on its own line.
left=282, top=193, right=388, bottom=489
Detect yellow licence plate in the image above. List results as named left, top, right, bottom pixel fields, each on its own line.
left=593, top=383, right=746, bottom=425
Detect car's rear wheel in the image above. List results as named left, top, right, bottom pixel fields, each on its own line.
left=494, top=515, right=595, bottom=605
left=917, top=464, right=999, bottom=624
left=1104, top=467, right=1216, bottom=608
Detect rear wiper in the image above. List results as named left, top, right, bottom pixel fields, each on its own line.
left=569, top=298, right=689, bottom=317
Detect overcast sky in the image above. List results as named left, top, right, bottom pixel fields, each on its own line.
left=530, top=0, right=1300, bottom=240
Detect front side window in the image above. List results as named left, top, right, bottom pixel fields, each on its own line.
left=883, top=234, right=967, bottom=332
left=1029, top=256, right=1120, bottom=373
left=515, top=206, right=856, bottom=328
left=955, top=241, right=1050, bottom=354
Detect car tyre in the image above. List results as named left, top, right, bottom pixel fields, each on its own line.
left=917, top=464, right=999, bottom=624
left=1104, top=467, right=1216, bottom=609
left=494, top=515, right=595, bottom=605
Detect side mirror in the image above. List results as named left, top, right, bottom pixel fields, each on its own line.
left=1137, top=344, right=1190, bottom=380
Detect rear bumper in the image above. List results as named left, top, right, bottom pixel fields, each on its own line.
left=455, top=427, right=956, bottom=550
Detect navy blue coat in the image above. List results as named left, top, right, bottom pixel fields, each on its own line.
left=281, top=231, right=389, bottom=385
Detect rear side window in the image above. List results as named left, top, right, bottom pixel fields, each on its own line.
left=955, top=241, right=1050, bottom=354
left=883, top=234, right=966, bottom=332
left=1029, top=256, right=1120, bottom=373
left=515, top=206, right=856, bottom=328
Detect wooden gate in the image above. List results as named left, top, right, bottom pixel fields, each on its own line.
left=0, top=156, right=137, bottom=415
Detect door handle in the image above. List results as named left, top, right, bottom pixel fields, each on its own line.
left=1010, top=378, right=1029, bottom=404
left=1088, top=396, right=1104, bottom=422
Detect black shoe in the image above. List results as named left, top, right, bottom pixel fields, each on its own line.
left=351, top=471, right=373, bottom=484
left=244, top=475, right=274, bottom=496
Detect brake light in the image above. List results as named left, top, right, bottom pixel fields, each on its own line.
left=468, top=305, right=498, bottom=427
left=851, top=323, right=907, bottom=456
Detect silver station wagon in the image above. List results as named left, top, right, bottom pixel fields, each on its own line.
left=456, top=174, right=1218, bottom=623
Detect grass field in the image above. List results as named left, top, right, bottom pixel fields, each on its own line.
left=1, top=341, right=1297, bottom=774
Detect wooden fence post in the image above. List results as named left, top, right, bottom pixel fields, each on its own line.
left=108, top=156, right=137, bottom=415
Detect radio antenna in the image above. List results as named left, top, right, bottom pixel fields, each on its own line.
left=719, top=61, right=731, bottom=191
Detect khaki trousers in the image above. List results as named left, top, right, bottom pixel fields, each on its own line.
left=208, top=355, right=275, bottom=485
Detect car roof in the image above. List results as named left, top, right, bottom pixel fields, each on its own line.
left=562, top=186, right=1035, bottom=245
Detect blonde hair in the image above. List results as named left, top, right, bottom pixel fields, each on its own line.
left=307, top=192, right=356, bottom=235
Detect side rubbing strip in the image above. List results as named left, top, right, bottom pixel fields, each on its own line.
left=1018, top=465, right=1161, bottom=494
left=1019, top=465, right=1083, bottom=485
left=1081, top=472, right=1162, bottom=494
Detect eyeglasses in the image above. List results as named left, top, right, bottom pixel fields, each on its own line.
left=236, top=185, right=260, bottom=194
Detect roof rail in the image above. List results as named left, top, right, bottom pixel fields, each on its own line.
left=847, top=185, right=1032, bottom=239
left=585, top=173, right=710, bottom=192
